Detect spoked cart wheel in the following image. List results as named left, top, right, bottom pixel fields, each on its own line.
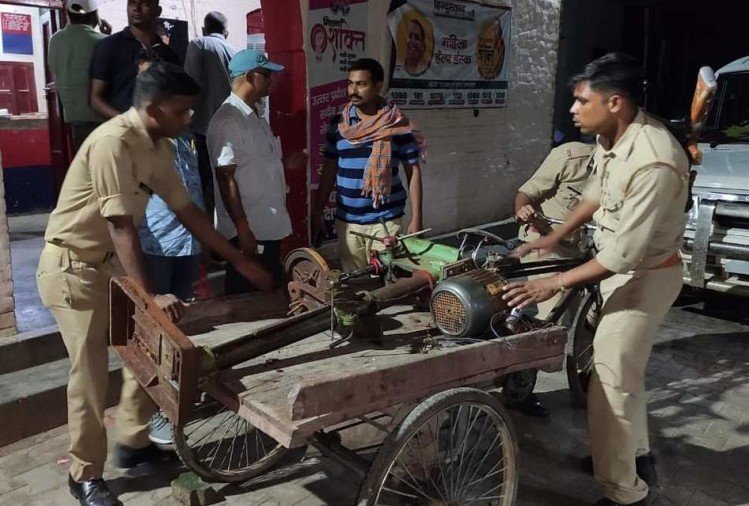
left=174, top=393, right=305, bottom=483
left=566, top=288, right=602, bottom=409
left=357, top=388, right=519, bottom=505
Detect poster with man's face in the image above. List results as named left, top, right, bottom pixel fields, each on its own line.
left=388, top=0, right=511, bottom=109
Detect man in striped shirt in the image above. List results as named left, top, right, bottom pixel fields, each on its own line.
left=313, top=58, right=424, bottom=271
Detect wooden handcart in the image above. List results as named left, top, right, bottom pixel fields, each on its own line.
left=110, top=275, right=568, bottom=505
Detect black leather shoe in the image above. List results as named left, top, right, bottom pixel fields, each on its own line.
left=68, top=475, right=121, bottom=506
left=507, top=393, right=550, bottom=418
left=582, top=453, right=659, bottom=488
left=593, top=497, right=647, bottom=505
left=113, top=443, right=171, bottom=469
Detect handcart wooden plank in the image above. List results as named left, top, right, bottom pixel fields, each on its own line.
left=200, top=306, right=565, bottom=448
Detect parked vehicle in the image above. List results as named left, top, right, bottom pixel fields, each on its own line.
left=682, top=56, right=749, bottom=296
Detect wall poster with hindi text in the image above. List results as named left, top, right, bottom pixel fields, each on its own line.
left=306, top=0, right=369, bottom=242
left=387, top=0, right=511, bottom=109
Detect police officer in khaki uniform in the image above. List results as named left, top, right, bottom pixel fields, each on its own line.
left=503, top=53, right=688, bottom=506
left=37, top=62, right=272, bottom=506
left=504, top=141, right=595, bottom=418
left=516, top=141, right=595, bottom=317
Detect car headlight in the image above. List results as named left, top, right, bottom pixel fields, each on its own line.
left=686, top=196, right=699, bottom=229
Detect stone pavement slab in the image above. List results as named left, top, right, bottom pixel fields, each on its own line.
left=1, top=300, right=748, bottom=505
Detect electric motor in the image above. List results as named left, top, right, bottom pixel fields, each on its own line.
left=430, top=269, right=510, bottom=337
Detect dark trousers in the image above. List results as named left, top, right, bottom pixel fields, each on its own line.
left=70, top=121, right=101, bottom=154
left=193, top=133, right=215, bottom=221
left=225, top=239, right=284, bottom=295
left=143, top=254, right=201, bottom=301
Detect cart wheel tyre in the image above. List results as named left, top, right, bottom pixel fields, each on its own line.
left=566, top=289, right=601, bottom=410
left=174, top=394, right=306, bottom=483
left=357, top=388, right=519, bottom=505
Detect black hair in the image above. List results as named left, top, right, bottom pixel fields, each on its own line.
left=570, top=52, right=643, bottom=103
left=133, top=61, right=200, bottom=107
left=204, top=11, right=228, bottom=34
left=68, top=10, right=98, bottom=26
left=349, top=58, right=384, bottom=84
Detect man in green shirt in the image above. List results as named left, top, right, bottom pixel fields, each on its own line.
left=48, top=0, right=111, bottom=152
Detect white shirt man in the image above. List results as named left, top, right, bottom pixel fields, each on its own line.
left=207, top=49, right=291, bottom=294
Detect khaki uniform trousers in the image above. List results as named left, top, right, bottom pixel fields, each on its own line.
left=336, top=218, right=403, bottom=272
left=36, top=243, right=156, bottom=481
left=588, top=264, right=682, bottom=504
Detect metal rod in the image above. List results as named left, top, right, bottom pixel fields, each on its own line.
left=309, top=432, right=370, bottom=478
left=213, top=307, right=331, bottom=369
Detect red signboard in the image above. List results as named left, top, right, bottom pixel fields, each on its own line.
left=1, top=13, right=33, bottom=55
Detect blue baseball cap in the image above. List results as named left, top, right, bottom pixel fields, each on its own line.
left=229, top=49, right=284, bottom=78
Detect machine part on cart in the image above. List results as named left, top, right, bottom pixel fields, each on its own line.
left=173, top=393, right=306, bottom=483
left=357, top=387, right=519, bottom=506
left=566, top=288, right=601, bottom=409
left=430, top=269, right=509, bottom=337
left=285, top=248, right=331, bottom=313
left=212, top=306, right=331, bottom=369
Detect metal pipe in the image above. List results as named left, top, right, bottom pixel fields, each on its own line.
left=213, top=307, right=331, bottom=369
left=715, top=203, right=749, bottom=220
left=682, top=276, right=749, bottom=297
left=683, top=238, right=749, bottom=260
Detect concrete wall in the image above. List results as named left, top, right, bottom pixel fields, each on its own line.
left=368, top=0, right=562, bottom=233
left=0, top=4, right=48, bottom=115
left=0, top=152, right=17, bottom=337
left=97, top=0, right=261, bottom=52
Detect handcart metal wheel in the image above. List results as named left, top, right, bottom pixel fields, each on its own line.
left=173, top=393, right=305, bottom=483
left=357, top=388, right=519, bottom=505
left=566, top=288, right=601, bottom=409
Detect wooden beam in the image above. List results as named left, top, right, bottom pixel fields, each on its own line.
left=287, top=327, right=566, bottom=421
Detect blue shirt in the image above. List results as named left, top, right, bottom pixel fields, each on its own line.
left=323, top=106, right=420, bottom=224
left=139, top=134, right=204, bottom=256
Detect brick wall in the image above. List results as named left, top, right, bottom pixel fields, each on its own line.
left=0, top=152, right=17, bottom=336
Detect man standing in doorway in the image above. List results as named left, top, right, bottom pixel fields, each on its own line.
left=48, top=0, right=111, bottom=152
left=184, top=11, right=235, bottom=220
left=37, top=62, right=271, bottom=506
left=208, top=49, right=302, bottom=294
left=90, top=0, right=180, bottom=119
left=314, top=58, right=423, bottom=271
left=503, top=53, right=689, bottom=506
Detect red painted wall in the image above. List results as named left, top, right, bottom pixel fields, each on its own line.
left=0, top=126, right=51, bottom=167
left=260, top=0, right=309, bottom=250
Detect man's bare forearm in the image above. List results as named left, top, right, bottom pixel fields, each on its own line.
left=216, top=169, right=248, bottom=226
left=90, top=80, right=120, bottom=119
left=406, top=164, right=423, bottom=226
left=514, top=192, right=534, bottom=214
left=174, top=203, right=244, bottom=264
left=314, top=160, right=337, bottom=215
left=107, top=216, right=153, bottom=294
left=561, top=257, right=613, bottom=289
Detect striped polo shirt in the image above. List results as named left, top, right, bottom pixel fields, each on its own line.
left=323, top=106, right=420, bottom=224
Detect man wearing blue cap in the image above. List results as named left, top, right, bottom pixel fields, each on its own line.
left=207, top=49, right=304, bottom=293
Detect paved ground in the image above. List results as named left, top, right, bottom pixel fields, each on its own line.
left=8, top=213, right=54, bottom=333
left=1, top=292, right=747, bottom=505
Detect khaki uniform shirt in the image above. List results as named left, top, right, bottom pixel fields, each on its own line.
left=45, top=108, right=191, bottom=254
left=584, top=110, right=689, bottom=273
left=518, top=142, right=595, bottom=257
